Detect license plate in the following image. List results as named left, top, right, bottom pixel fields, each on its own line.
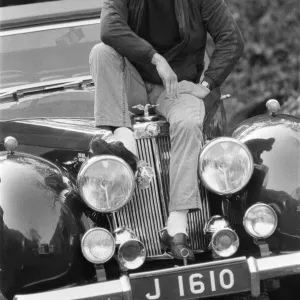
left=130, top=257, right=250, bottom=299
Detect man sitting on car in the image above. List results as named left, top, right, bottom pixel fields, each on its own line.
left=89, top=0, right=244, bottom=261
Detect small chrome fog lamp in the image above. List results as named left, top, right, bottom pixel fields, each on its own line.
left=243, top=203, right=278, bottom=238
left=204, top=215, right=230, bottom=235
left=81, top=228, right=115, bottom=264
left=204, top=216, right=239, bottom=258
left=118, top=239, right=146, bottom=270
left=211, top=228, right=239, bottom=258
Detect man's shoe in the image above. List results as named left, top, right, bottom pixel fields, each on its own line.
left=89, top=136, right=138, bottom=172
left=89, top=136, right=154, bottom=189
left=161, top=231, right=195, bottom=261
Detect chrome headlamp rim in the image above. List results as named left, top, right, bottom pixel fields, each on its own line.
left=211, top=228, right=239, bottom=258
left=204, top=215, right=231, bottom=235
left=243, top=203, right=278, bottom=239
left=77, top=155, right=135, bottom=213
left=118, top=238, right=146, bottom=270
left=81, top=227, right=116, bottom=264
left=199, top=137, right=254, bottom=195
left=114, top=226, right=137, bottom=246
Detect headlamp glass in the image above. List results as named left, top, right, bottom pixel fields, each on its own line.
left=81, top=228, right=115, bottom=264
left=118, top=239, right=146, bottom=270
left=77, top=155, right=135, bottom=213
left=211, top=228, right=239, bottom=258
left=199, top=137, right=254, bottom=195
left=243, top=203, right=278, bottom=238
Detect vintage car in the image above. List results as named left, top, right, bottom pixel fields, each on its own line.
left=1, top=1, right=300, bottom=300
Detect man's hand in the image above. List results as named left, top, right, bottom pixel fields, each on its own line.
left=179, top=80, right=220, bottom=115
left=179, top=80, right=210, bottom=99
left=151, top=53, right=179, bottom=99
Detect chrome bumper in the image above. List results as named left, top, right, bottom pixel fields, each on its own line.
left=14, top=252, right=300, bottom=300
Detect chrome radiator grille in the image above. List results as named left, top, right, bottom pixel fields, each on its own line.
left=115, top=135, right=210, bottom=257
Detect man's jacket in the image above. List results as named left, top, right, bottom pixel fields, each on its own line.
left=100, top=0, right=244, bottom=90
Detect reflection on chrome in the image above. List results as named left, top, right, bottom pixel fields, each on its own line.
left=114, top=227, right=137, bottom=246
left=136, top=160, right=155, bottom=190
left=4, top=136, right=18, bottom=153
left=211, top=228, right=239, bottom=258
left=199, top=137, right=254, bottom=195
left=118, top=238, right=146, bottom=270
left=77, top=155, right=135, bottom=213
left=204, top=215, right=230, bottom=235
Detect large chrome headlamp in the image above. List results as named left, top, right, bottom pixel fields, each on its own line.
left=243, top=203, right=278, bottom=238
left=199, top=137, right=254, bottom=195
left=81, top=228, right=115, bottom=264
left=77, top=155, right=135, bottom=213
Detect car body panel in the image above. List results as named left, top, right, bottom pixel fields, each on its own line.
left=229, top=114, right=300, bottom=238
left=0, top=152, right=94, bottom=299
left=2, top=2, right=300, bottom=300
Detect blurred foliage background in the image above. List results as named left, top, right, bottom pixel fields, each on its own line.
left=208, top=0, right=300, bottom=128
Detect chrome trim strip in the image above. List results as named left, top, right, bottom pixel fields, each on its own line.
left=130, top=256, right=247, bottom=279
left=13, top=253, right=300, bottom=299
left=0, top=75, right=92, bottom=95
left=13, top=280, right=123, bottom=300
left=0, top=19, right=100, bottom=37
left=146, top=252, right=174, bottom=260
left=247, top=256, right=260, bottom=297
left=256, top=252, right=300, bottom=280
left=152, top=138, right=168, bottom=219
left=120, top=275, right=133, bottom=300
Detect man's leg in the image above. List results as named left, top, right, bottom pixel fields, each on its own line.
left=89, top=43, right=148, bottom=128
left=149, top=86, right=205, bottom=259
left=154, top=90, right=205, bottom=212
left=89, top=43, right=148, bottom=154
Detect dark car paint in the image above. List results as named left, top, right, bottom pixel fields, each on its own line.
left=225, top=114, right=300, bottom=246
left=0, top=152, right=96, bottom=299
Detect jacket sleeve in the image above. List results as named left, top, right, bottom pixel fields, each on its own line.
left=200, top=0, right=245, bottom=90
left=100, top=0, right=157, bottom=64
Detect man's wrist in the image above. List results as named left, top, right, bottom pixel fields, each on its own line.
left=151, top=53, right=164, bottom=66
left=201, top=80, right=211, bottom=92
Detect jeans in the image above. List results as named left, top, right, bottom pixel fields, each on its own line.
left=89, top=43, right=205, bottom=212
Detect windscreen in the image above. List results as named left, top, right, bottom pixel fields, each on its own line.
left=0, top=21, right=100, bottom=89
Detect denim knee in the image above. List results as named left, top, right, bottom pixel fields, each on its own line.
left=89, top=43, right=123, bottom=67
left=170, top=116, right=202, bottom=134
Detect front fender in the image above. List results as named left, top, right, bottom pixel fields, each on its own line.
left=0, top=151, right=94, bottom=299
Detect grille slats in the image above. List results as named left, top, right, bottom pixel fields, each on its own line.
left=115, top=135, right=210, bottom=257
